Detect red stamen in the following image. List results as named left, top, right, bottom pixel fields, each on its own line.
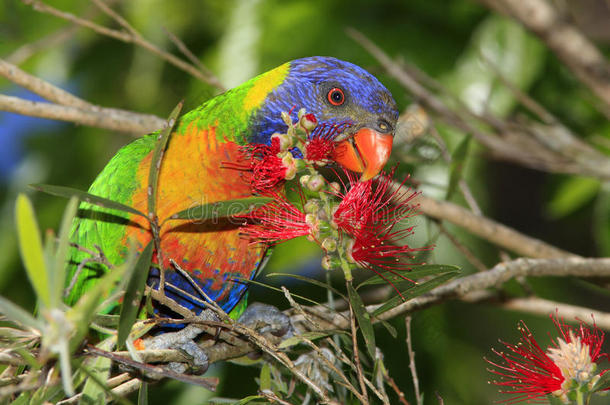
left=487, top=314, right=609, bottom=403
left=239, top=192, right=309, bottom=244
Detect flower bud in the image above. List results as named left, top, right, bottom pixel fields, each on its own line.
left=304, top=200, right=319, bottom=214
left=295, top=158, right=306, bottom=172
left=281, top=111, right=292, bottom=126
left=321, top=237, right=337, bottom=252
left=271, top=133, right=293, bottom=151
left=300, top=174, right=311, bottom=187
left=297, top=108, right=306, bottom=120
left=344, top=238, right=356, bottom=264
left=317, top=208, right=328, bottom=221
left=328, top=182, right=341, bottom=194
left=305, top=213, right=320, bottom=241
left=281, top=153, right=297, bottom=180
left=321, top=255, right=332, bottom=270
left=306, top=174, right=325, bottom=192
left=300, top=113, right=318, bottom=132
left=321, top=254, right=341, bottom=271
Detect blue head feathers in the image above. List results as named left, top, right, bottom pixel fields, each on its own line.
left=249, top=56, right=399, bottom=145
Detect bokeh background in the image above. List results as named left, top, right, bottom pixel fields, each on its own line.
left=2, top=0, right=610, bottom=403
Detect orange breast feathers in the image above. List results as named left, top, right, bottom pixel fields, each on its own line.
left=123, top=123, right=264, bottom=287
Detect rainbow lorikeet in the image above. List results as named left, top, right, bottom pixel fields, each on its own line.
left=67, top=56, right=398, bottom=337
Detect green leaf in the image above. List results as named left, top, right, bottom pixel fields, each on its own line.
left=231, top=277, right=326, bottom=308
left=207, top=397, right=265, bottom=405
left=259, top=363, right=271, bottom=391
left=445, top=134, right=471, bottom=200
left=357, top=264, right=460, bottom=288
left=117, top=241, right=154, bottom=349
left=30, top=184, right=147, bottom=218
left=592, top=369, right=610, bottom=392
left=68, top=256, right=132, bottom=347
left=148, top=101, right=183, bottom=218
left=266, top=272, right=347, bottom=300
left=51, top=197, right=79, bottom=308
left=278, top=330, right=347, bottom=349
left=13, top=346, right=42, bottom=370
left=547, top=395, right=566, bottom=405
left=347, top=281, right=376, bottom=360
left=78, top=361, right=132, bottom=405
left=168, top=197, right=273, bottom=221
left=373, top=272, right=459, bottom=317
left=58, top=339, right=75, bottom=396
left=548, top=176, right=600, bottom=219
left=236, top=396, right=266, bottom=405
left=379, top=319, right=397, bottom=338
left=138, top=382, right=148, bottom=405
left=79, top=339, right=114, bottom=405
left=15, top=194, right=50, bottom=308
left=0, top=296, right=43, bottom=331
left=9, top=392, right=31, bottom=405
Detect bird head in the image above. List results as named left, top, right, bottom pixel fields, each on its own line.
left=249, top=56, right=399, bottom=181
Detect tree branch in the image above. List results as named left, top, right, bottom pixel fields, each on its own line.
left=347, top=27, right=610, bottom=181
left=0, top=94, right=165, bottom=134
left=0, top=59, right=92, bottom=108
left=409, top=190, right=578, bottom=259
left=373, top=257, right=610, bottom=323
left=478, top=0, right=610, bottom=114
left=21, top=0, right=224, bottom=91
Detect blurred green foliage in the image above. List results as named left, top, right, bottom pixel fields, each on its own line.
left=1, top=0, right=609, bottom=403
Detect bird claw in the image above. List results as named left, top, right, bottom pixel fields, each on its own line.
left=238, top=302, right=295, bottom=338
left=142, top=312, right=214, bottom=374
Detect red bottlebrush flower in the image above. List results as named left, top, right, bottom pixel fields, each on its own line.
left=486, top=313, right=609, bottom=403
left=551, top=312, right=608, bottom=364
left=333, top=168, right=428, bottom=298
left=305, top=136, right=336, bottom=164
left=239, top=192, right=311, bottom=244
left=304, top=121, right=351, bottom=165
left=225, top=137, right=294, bottom=193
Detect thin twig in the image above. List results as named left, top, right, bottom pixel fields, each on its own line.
left=300, top=338, right=369, bottom=403
left=6, top=26, right=78, bottom=65
left=348, top=293, right=369, bottom=405
left=348, top=27, right=610, bottom=180
left=260, top=390, right=295, bottom=405
left=384, top=372, right=410, bottom=405
left=161, top=26, right=222, bottom=89
left=6, top=0, right=121, bottom=65
left=22, top=0, right=224, bottom=91
left=405, top=316, right=422, bottom=405
left=427, top=126, right=482, bottom=215
left=478, top=0, right=610, bottom=116
left=437, top=223, right=488, bottom=272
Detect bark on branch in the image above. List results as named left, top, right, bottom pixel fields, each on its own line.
left=0, top=94, right=165, bottom=134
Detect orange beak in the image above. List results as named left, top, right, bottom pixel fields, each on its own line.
left=333, top=128, right=394, bottom=181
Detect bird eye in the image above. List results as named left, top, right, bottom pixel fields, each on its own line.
left=327, top=88, right=345, bottom=106
left=378, top=119, right=391, bottom=132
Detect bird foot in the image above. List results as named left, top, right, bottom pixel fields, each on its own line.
left=237, top=302, right=295, bottom=338
left=142, top=311, right=217, bottom=374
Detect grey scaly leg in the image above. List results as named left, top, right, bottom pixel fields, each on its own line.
left=238, top=302, right=295, bottom=338
left=142, top=310, right=216, bottom=374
